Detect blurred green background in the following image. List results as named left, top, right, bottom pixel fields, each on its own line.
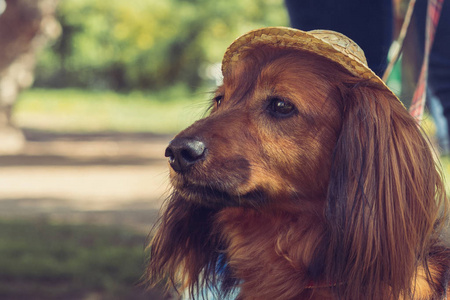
left=35, top=0, right=288, bottom=91
left=1, top=0, right=290, bottom=299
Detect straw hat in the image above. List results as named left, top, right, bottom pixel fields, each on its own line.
left=221, top=27, right=400, bottom=103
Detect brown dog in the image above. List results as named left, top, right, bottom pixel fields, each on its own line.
left=147, top=28, right=450, bottom=299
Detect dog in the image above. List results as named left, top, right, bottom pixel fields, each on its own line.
left=147, top=27, right=450, bottom=299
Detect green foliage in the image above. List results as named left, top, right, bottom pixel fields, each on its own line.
left=36, top=0, right=288, bottom=91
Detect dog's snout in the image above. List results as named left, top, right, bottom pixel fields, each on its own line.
left=165, top=137, right=207, bottom=173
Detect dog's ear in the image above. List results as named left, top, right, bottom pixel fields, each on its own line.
left=324, top=83, right=447, bottom=299
left=146, top=194, right=227, bottom=299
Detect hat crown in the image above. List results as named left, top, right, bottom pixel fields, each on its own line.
left=222, top=27, right=370, bottom=77
left=308, top=30, right=368, bottom=67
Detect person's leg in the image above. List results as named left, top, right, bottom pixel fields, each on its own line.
left=428, top=0, right=450, bottom=133
left=414, top=0, right=450, bottom=150
left=284, top=0, right=393, bottom=76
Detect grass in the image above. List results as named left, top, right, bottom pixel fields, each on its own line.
left=14, top=87, right=212, bottom=134
left=0, top=219, right=163, bottom=299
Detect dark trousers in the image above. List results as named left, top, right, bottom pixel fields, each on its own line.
left=414, top=0, right=450, bottom=148
left=284, top=0, right=393, bottom=76
left=427, top=1, right=450, bottom=127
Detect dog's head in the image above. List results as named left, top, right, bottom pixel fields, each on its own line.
left=149, top=28, right=448, bottom=299
left=165, top=46, right=343, bottom=211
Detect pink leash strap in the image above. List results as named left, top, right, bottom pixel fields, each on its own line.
left=409, top=0, right=445, bottom=123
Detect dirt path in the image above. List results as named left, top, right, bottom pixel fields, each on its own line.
left=0, top=130, right=173, bottom=233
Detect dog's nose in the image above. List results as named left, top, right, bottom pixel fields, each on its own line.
left=165, top=137, right=207, bottom=173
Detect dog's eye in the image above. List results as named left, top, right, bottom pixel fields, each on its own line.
left=267, top=97, right=296, bottom=117
left=213, top=95, right=223, bottom=107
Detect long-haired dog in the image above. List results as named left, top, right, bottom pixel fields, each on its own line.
left=147, top=27, right=450, bottom=299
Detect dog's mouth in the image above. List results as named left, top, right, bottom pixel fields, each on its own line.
left=174, top=183, right=267, bottom=209
left=167, top=154, right=263, bottom=208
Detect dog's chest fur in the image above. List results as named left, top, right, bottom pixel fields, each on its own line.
left=216, top=207, right=334, bottom=299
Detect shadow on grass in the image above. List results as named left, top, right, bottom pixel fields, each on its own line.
left=0, top=197, right=162, bottom=234
left=0, top=219, right=171, bottom=300
left=22, top=128, right=173, bottom=142
left=0, top=154, right=163, bottom=167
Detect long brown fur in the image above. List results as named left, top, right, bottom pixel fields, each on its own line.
left=147, top=45, right=450, bottom=299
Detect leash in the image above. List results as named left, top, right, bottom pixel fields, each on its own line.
left=382, top=0, right=417, bottom=83
left=408, top=0, right=444, bottom=123
left=382, top=0, right=444, bottom=124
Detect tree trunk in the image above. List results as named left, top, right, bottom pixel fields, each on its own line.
left=0, top=0, right=60, bottom=153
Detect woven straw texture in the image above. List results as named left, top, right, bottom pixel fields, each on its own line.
left=221, top=27, right=400, bottom=103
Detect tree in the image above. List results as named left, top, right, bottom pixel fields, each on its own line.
left=35, top=0, right=288, bottom=91
left=0, top=0, right=60, bottom=152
